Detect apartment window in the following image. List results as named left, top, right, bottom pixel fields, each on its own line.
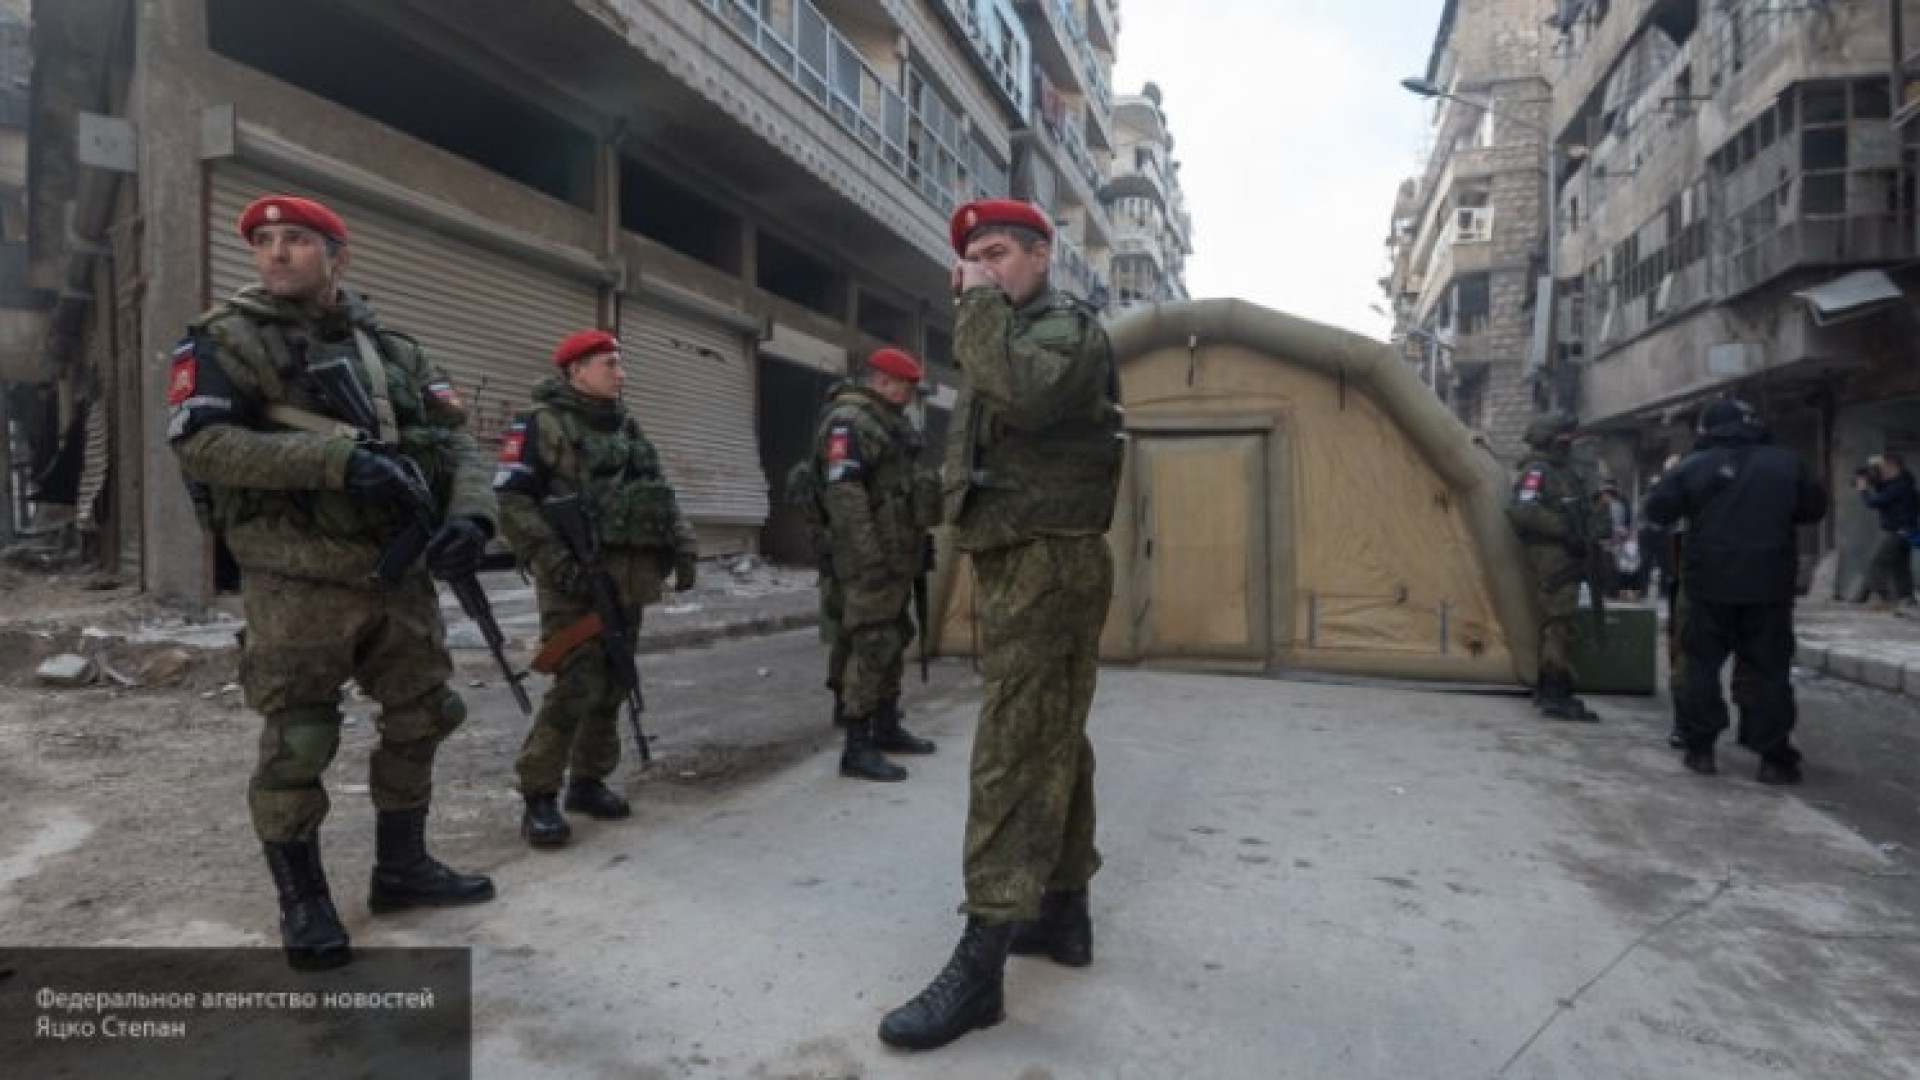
left=1854, top=78, right=1892, bottom=120
left=1802, top=127, right=1847, bottom=170
left=1455, top=272, right=1490, bottom=333
left=1803, top=82, right=1847, bottom=125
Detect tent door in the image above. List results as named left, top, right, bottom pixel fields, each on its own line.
left=1133, top=432, right=1270, bottom=660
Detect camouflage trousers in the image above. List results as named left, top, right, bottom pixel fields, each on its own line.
left=516, top=595, right=643, bottom=796
left=961, top=534, right=1113, bottom=924
left=239, top=570, right=465, bottom=843
left=821, top=577, right=912, bottom=717
left=1536, top=576, right=1580, bottom=682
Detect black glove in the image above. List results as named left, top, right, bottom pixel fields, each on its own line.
left=344, top=449, right=429, bottom=508
left=1563, top=536, right=1589, bottom=558
left=674, top=553, right=698, bottom=593
left=423, top=516, right=488, bottom=580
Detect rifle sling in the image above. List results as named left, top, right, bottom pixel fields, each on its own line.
left=351, top=328, right=397, bottom=443
left=532, top=611, right=604, bottom=674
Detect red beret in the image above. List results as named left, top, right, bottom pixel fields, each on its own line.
left=553, top=329, right=618, bottom=368
left=866, top=347, right=923, bottom=383
left=237, top=195, right=348, bottom=244
left=949, top=199, right=1052, bottom=255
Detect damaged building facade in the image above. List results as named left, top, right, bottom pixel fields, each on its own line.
left=1, top=0, right=1189, bottom=605
left=1391, top=0, right=1920, bottom=595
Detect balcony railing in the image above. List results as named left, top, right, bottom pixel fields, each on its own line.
left=704, top=0, right=1007, bottom=215
left=1035, top=72, right=1102, bottom=197
left=1052, top=232, right=1107, bottom=305
left=935, top=0, right=1031, bottom=115
left=1048, top=0, right=1110, bottom=116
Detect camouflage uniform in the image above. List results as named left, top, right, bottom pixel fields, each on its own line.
left=943, top=284, right=1124, bottom=923
left=813, top=383, right=940, bottom=724
left=494, top=374, right=695, bottom=799
left=170, top=286, right=495, bottom=842
left=1506, top=413, right=1609, bottom=720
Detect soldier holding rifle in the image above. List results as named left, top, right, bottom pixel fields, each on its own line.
left=804, top=347, right=943, bottom=783
left=493, top=329, right=697, bottom=848
left=169, top=194, right=498, bottom=972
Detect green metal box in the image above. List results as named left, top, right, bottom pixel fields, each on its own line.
left=1567, top=604, right=1659, bottom=696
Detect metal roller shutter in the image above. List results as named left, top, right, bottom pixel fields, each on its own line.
left=207, top=163, right=598, bottom=445
left=622, top=303, right=768, bottom=529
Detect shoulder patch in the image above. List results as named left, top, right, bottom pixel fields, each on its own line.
left=497, top=417, right=529, bottom=465
left=1515, top=468, right=1544, bottom=503
left=823, top=420, right=863, bottom=483
left=426, top=377, right=462, bottom=410
left=167, top=338, right=198, bottom=406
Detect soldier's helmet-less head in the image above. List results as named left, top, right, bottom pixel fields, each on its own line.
left=1522, top=412, right=1579, bottom=450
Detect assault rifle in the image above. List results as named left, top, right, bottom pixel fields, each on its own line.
left=540, top=493, right=650, bottom=763
left=303, top=354, right=532, bottom=714
left=1563, top=485, right=1608, bottom=645
left=913, top=534, right=934, bottom=682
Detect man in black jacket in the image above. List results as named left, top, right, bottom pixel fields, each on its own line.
left=1643, top=399, right=1826, bottom=784
left=1856, top=451, right=1918, bottom=613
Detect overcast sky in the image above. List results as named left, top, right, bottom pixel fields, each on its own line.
left=1110, top=0, right=1439, bottom=341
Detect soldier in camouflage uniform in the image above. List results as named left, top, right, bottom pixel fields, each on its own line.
left=810, top=347, right=942, bottom=782
left=493, top=329, right=697, bottom=847
left=880, top=199, right=1124, bottom=1052
left=1506, top=412, right=1610, bottom=722
left=169, top=195, right=497, bottom=972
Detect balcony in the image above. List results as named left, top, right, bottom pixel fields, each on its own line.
left=1085, top=0, right=1117, bottom=52
left=1052, top=231, right=1109, bottom=305
left=1032, top=73, right=1104, bottom=198
left=929, top=0, right=1032, bottom=117
left=1015, top=0, right=1113, bottom=142
left=702, top=0, right=1003, bottom=214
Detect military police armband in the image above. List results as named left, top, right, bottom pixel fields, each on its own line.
left=165, top=334, right=244, bottom=443
left=493, top=414, right=543, bottom=496
left=823, top=421, right=864, bottom=483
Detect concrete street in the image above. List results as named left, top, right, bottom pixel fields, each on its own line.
left=6, top=581, right=1920, bottom=1079
left=418, top=634, right=1920, bottom=1079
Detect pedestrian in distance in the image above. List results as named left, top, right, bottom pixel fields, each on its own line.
left=1644, top=398, right=1826, bottom=783
left=803, top=347, right=942, bottom=782
left=879, top=199, right=1125, bottom=1052
left=1855, top=451, right=1918, bottom=616
left=493, top=329, right=698, bottom=847
left=169, top=194, right=498, bottom=971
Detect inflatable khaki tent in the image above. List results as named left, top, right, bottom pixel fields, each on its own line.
left=928, top=298, right=1541, bottom=685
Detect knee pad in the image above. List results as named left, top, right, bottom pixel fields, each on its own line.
left=384, top=683, right=468, bottom=745
left=258, top=705, right=342, bottom=789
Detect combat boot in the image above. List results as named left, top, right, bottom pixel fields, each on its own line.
left=1536, top=670, right=1600, bottom=722
left=563, top=776, right=632, bottom=820
left=872, top=698, right=936, bottom=755
left=263, top=840, right=352, bottom=972
left=368, top=807, right=497, bottom=914
left=1682, top=745, right=1717, bottom=776
left=840, top=715, right=908, bottom=782
left=1008, top=888, right=1091, bottom=967
left=521, top=794, right=571, bottom=848
left=878, top=919, right=1015, bottom=1051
